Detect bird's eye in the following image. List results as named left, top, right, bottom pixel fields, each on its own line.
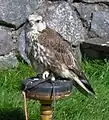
left=35, top=20, right=40, bottom=23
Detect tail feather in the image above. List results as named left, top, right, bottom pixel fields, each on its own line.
left=73, top=77, right=95, bottom=96
left=69, top=68, right=95, bottom=96
left=81, top=79, right=95, bottom=94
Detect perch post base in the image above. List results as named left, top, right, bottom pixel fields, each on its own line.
left=21, top=77, right=73, bottom=120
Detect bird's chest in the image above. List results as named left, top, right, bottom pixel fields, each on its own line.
left=33, top=42, right=53, bottom=68
left=33, top=42, right=46, bottom=61
left=27, top=30, right=52, bottom=67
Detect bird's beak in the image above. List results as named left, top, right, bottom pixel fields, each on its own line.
left=26, top=19, right=32, bottom=27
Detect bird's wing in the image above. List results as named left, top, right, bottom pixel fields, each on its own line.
left=38, top=27, right=85, bottom=79
left=38, top=28, right=95, bottom=96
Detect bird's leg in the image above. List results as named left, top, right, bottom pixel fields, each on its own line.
left=42, top=71, right=50, bottom=80
left=51, top=74, right=55, bottom=82
left=42, top=71, right=56, bottom=81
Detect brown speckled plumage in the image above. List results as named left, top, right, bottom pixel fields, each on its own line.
left=26, top=25, right=95, bottom=96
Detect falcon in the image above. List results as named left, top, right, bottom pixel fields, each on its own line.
left=26, top=13, right=95, bottom=96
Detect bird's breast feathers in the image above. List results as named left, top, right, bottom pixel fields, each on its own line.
left=27, top=30, right=53, bottom=67
left=27, top=30, right=39, bottom=43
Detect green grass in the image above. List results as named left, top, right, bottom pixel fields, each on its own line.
left=0, top=60, right=109, bottom=120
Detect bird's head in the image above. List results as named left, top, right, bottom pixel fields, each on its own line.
left=28, top=13, right=46, bottom=32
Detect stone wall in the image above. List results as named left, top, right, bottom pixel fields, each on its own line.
left=0, top=0, right=40, bottom=69
left=0, top=0, right=109, bottom=69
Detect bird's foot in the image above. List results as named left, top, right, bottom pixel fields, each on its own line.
left=42, top=71, right=50, bottom=80
left=42, top=71, right=56, bottom=82
left=51, top=74, right=55, bottom=82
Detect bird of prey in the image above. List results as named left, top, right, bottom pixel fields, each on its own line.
left=25, top=13, right=95, bottom=96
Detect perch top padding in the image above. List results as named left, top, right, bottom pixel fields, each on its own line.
left=21, top=77, right=73, bottom=100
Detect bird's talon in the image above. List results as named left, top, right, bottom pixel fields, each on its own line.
left=51, top=76, right=55, bottom=82
left=42, top=71, right=50, bottom=80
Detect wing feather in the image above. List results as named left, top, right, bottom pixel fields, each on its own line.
left=38, top=27, right=84, bottom=76
left=38, top=27, right=95, bottom=96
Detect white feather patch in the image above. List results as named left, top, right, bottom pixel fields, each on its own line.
left=61, top=64, right=91, bottom=94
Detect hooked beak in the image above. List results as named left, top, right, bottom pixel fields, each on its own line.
left=26, top=19, right=32, bottom=27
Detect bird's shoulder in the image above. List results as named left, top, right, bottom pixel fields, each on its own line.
left=38, top=27, right=71, bottom=53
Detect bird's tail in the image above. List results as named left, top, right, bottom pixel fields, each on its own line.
left=72, top=76, right=95, bottom=96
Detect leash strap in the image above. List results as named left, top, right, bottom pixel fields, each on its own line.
left=22, top=91, right=28, bottom=120
left=51, top=81, right=56, bottom=120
